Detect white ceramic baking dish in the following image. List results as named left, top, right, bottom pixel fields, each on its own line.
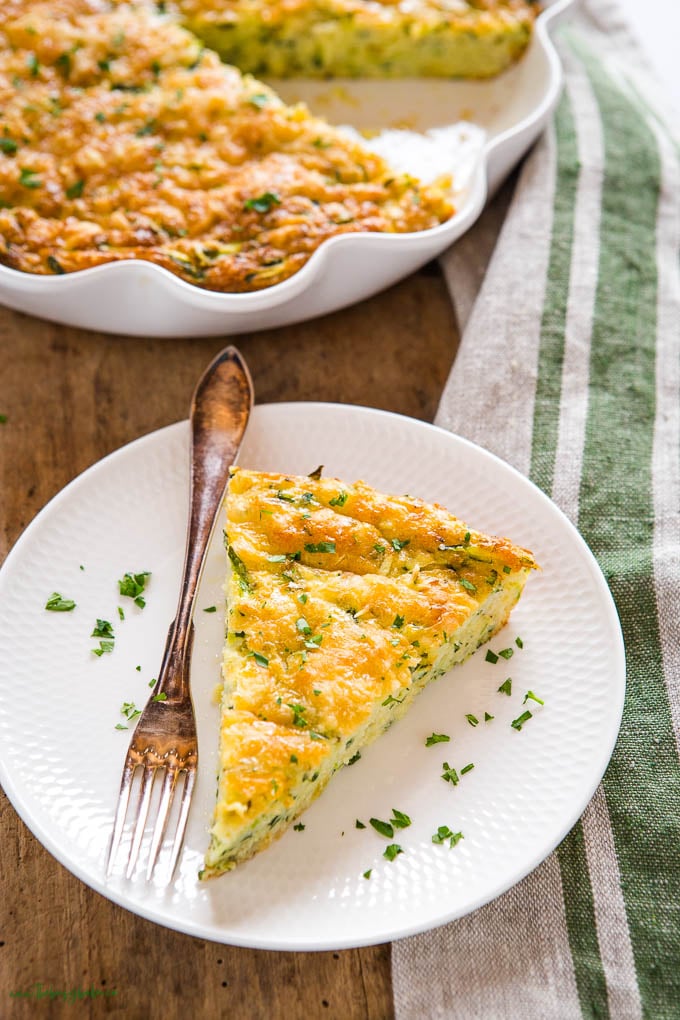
left=0, top=0, right=574, bottom=337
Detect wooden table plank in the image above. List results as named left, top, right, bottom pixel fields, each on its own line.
left=0, top=265, right=457, bottom=1018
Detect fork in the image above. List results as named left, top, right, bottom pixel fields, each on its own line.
left=106, top=345, right=253, bottom=882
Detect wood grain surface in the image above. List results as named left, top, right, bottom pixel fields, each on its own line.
left=0, top=264, right=458, bottom=1019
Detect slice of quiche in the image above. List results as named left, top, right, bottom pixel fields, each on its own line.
left=178, top=0, right=538, bottom=79
left=0, top=0, right=453, bottom=291
left=202, top=467, right=538, bottom=877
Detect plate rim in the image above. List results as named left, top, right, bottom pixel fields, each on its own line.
left=0, top=400, right=625, bottom=951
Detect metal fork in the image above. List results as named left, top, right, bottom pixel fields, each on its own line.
left=106, top=345, right=253, bottom=882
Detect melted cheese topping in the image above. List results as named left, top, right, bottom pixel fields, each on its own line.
left=0, top=0, right=453, bottom=290
left=203, top=468, right=537, bottom=876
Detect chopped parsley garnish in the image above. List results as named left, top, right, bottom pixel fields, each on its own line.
left=227, top=546, right=251, bottom=593
left=459, top=578, right=477, bottom=593
left=65, top=179, right=84, bottom=200
left=243, top=191, right=281, bottom=213
left=503, top=565, right=512, bottom=574
left=91, top=619, right=114, bottom=639
left=515, top=636, right=524, bottom=648
left=498, top=647, right=514, bottom=660
left=484, top=711, right=494, bottom=722
left=308, top=465, right=323, bottom=480
left=382, top=694, right=405, bottom=708
left=117, top=606, right=125, bottom=620
left=115, top=723, right=128, bottom=730
left=374, top=544, right=386, bottom=555
left=355, top=819, right=366, bottom=829
left=0, top=413, right=7, bottom=423
left=293, top=823, right=305, bottom=832
left=248, top=93, right=269, bottom=108
left=118, top=570, right=151, bottom=608
left=523, top=690, right=544, bottom=706
left=0, top=138, right=18, bottom=154
left=47, top=256, right=64, bottom=274
left=251, top=651, right=269, bottom=668
left=296, top=617, right=312, bottom=635
left=26, top=54, right=40, bottom=76
left=390, top=538, right=410, bottom=552
left=94, top=111, right=106, bottom=123
left=363, top=870, right=372, bottom=879
left=511, top=710, right=533, bottom=731
left=329, top=491, right=348, bottom=507
left=276, top=490, right=295, bottom=502
left=383, top=844, right=403, bottom=862
left=441, top=762, right=459, bottom=786
left=497, top=677, right=512, bottom=696
left=287, top=703, right=307, bottom=727
left=425, top=732, right=450, bottom=747
left=392, top=614, right=405, bottom=629
left=121, top=701, right=141, bottom=721
left=432, top=826, right=464, bottom=848
left=152, top=692, right=168, bottom=702
left=203, top=605, right=217, bottom=613
left=465, top=714, right=479, bottom=727
left=304, top=541, right=336, bottom=554
left=298, top=593, right=308, bottom=604
left=369, top=818, right=394, bottom=839
left=347, top=751, right=361, bottom=765
left=135, top=118, right=157, bottom=137
left=92, top=639, right=114, bottom=657
left=19, top=167, right=41, bottom=188
left=460, top=763, right=475, bottom=775
left=290, top=754, right=298, bottom=764
left=266, top=553, right=287, bottom=562
left=309, top=731, right=326, bottom=741
left=485, top=649, right=499, bottom=664
left=45, top=592, right=76, bottom=612
left=390, top=809, right=411, bottom=829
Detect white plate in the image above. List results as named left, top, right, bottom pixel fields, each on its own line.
left=0, top=402, right=624, bottom=950
left=0, top=0, right=574, bottom=337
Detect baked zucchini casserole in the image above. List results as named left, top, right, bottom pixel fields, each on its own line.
left=203, top=468, right=537, bottom=877
left=0, top=1, right=453, bottom=291
left=179, top=0, right=538, bottom=79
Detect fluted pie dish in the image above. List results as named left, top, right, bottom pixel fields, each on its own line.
left=0, top=0, right=573, bottom=335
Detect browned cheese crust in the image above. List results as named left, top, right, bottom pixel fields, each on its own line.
left=0, top=1, right=454, bottom=291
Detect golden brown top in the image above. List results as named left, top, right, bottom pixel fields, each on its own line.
left=214, top=468, right=536, bottom=828
left=0, top=1, right=454, bottom=291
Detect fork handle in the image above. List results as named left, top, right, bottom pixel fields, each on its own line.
left=157, top=346, right=253, bottom=702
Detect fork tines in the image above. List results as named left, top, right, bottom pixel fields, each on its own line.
left=106, top=744, right=197, bottom=882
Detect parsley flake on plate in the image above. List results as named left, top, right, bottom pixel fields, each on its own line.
left=425, top=732, right=450, bottom=747
left=432, top=826, right=464, bottom=848
left=369, top=818, right=394, bottom=839
left=117, top=570, right=151, bottom=608
left=45, top=592, right=76, bottom=612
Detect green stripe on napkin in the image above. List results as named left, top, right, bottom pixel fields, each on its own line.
left=393, top=3, right=680, bottom=1017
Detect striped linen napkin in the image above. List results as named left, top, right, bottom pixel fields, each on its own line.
left=392, top=2, right=680, bottom=1018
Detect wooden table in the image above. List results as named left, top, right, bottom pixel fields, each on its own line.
left=0, top=262, right=459, bottom=1019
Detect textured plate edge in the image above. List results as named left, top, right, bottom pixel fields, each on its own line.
left=0, top=401, right=625, bottom=951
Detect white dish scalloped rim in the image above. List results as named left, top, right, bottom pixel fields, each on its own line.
left=0, top=0, right=574, bottom=337
left=0, top=402, right=624, bottom=951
